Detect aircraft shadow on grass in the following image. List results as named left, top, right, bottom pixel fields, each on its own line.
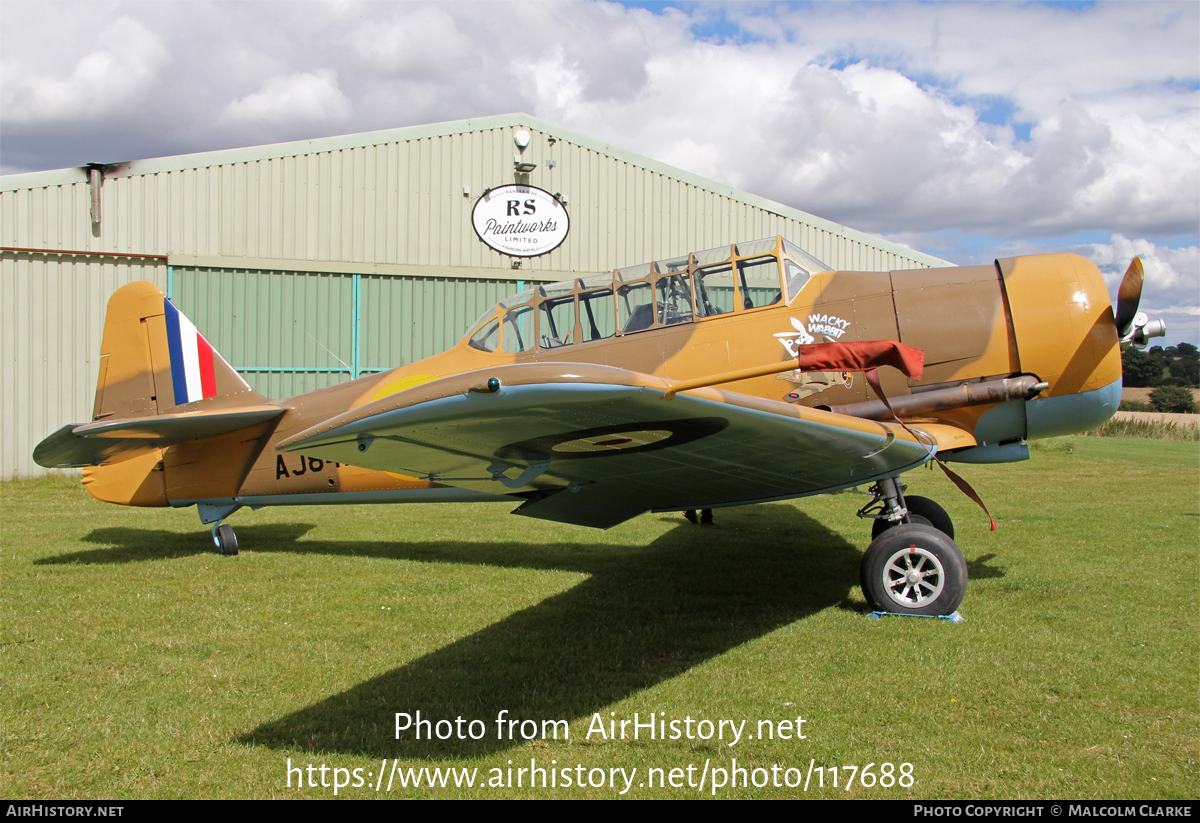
left=239, top=506, right=860, bottom=758
left=38, top=524, right=319, bottom=565
left=38, top=524, right=316, bottom=565
left=966, top=552, right=1004, bottom=580
left=46, top=506, right=1002, bottom=758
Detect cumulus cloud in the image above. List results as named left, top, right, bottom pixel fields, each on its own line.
left=2, top=1, right=1196, bottom=336
left=1, top=16, right=168, bottom=123
left=1090, top=237, right=1199, bottom=343
left=349, top=6, right=471, bottom=78
left=1086, top=234, right=1199, bottom=317
left=766, top=1, right=1198, bottom=122
left=219, top=69, right=352, bottom=127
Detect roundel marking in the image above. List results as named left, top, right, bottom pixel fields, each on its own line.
left=551, top=430, right=672, bottom=454
left=495, top=417, right=729, bottom=462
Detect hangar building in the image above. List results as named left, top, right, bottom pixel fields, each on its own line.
left=1, top=113, right=947, bottom=477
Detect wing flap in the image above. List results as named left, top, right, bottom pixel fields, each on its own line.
left=512, top=487, right=650, bottom=530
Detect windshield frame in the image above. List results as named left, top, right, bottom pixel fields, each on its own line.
left=458, top=236, right=832, bottom=353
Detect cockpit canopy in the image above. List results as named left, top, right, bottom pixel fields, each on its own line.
left=465, top=236, right=829, bottom=354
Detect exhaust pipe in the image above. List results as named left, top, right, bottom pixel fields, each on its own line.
left=822, top=374, right=1047, bottom=421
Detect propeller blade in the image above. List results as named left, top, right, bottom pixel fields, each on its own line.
left=1114, top=257, right=1144, bottom=337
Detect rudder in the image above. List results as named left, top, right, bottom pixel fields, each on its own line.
left=92, top=281, right=263, bottom=421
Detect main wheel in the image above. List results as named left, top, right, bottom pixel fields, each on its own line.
left=860, top=524, right=967, bottom=615
left=216, top=523, right=238, bottom=556
left=871, top=495, right=954, bottom=540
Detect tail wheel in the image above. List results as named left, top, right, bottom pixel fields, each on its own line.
left=216, top=523, right=238, bottom=556
left=861, top=524, right=967, bottom=615
left=871, top=495, right=955, bottom=540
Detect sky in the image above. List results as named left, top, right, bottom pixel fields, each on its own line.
left=2, top=0, right=1197, bottom=345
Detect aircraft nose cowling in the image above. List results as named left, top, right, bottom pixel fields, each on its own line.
left=996, top=253, right=1123, bottom=439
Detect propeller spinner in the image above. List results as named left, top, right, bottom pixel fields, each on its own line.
left=1114, top=257, right=1166, bottom=350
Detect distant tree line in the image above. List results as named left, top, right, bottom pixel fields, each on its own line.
left=1122, top=343, right=1199, bottom=388
left=1121, top=342, right=1199, bottom=413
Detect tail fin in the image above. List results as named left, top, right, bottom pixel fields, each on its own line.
left=36, top=282, right=279, bottom=505
left=92, top=281, right=264, bottom=421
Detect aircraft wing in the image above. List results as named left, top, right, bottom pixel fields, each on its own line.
left=276, top=363, right=937, bottom=529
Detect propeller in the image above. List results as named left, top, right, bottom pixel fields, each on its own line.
left=1113, top=257, right=1166, bottom=350
left=1114, top=257, right=1144, bottom=338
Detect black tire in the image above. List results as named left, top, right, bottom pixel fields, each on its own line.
left=871, top=495, right=955, bottom=540
left=860, top=524, right=967, bottom=616
left=217, top=523, right=238, bottom=556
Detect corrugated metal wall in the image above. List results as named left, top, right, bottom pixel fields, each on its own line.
left=1, top=251, right=168, bottom=477
left=171, top=267, right=356, bottom=399
left=2, top=114, right=943, bottom=477
left=171, top=267, right=521, bottom=400
left=356, top=274, right=520, bottom=371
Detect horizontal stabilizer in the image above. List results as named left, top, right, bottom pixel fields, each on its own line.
left=34, top=406, right=283, bottom=468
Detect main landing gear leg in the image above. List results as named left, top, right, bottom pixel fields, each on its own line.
left=857, top=476, right=908, bottom=532
left=856, top=476, right=966, bottom=616
left=858, top=478, right=955, bottom=539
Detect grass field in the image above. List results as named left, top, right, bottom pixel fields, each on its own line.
left=3, top=436, right=1197, bottom=799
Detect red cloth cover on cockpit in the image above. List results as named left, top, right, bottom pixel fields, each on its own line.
left=797, top=340, right=925, bottom=380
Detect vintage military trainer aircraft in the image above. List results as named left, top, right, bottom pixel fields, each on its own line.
left=35, top=236, right=1163, bottom=616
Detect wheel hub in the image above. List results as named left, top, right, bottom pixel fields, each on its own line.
left=881, top=545, right=945, bottom=608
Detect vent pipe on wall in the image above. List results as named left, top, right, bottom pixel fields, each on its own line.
left=85, top=163, right=105, bottom=235
left=83, top=162, right=128, bottom=236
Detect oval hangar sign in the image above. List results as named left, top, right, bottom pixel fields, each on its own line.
left=472, top=184, right=570, bottom=258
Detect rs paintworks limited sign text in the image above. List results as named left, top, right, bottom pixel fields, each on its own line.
left=472, top=184, right=569, bottom=257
